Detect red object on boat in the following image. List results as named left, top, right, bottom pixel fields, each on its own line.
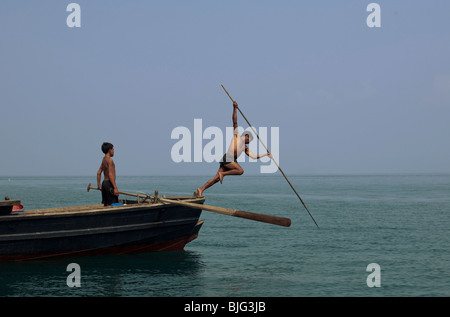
left=12, top=204, right=24, bottom=212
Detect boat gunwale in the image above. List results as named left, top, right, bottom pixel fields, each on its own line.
left=0, top=200, right=21, bottom=206
left=0, top=196, right=205, bottom=219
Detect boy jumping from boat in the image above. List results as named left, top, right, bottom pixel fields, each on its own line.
left=196, top=101, right=271, bottom=196
left=97, top=142, right=119, bottom=206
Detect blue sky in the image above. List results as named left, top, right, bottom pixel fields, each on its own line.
left=1, top=1, right=449, bottom=176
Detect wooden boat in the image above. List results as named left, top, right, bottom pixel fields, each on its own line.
left=0, top=183, right=291, bottom=262
left=0, top=196, right=205, bottom=262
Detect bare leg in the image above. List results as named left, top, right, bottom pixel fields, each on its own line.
left=220, top=162, right=244, bottom=178
left=197, top=163, right=244, bottom=196
left=197, top=168, right=223, bottom=196
left=217, top=162, right=244, bottom=184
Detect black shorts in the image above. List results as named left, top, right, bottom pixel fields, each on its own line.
left=102, top=180, right=118, bottom=206
left=219, top=154, right=237, bottom=168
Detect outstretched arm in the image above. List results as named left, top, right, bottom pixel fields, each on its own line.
left=245, top=147, right=272, bottom=160
left=232, top=101, right=238, bottom=130
left=231, top=101, right=239, bottom=157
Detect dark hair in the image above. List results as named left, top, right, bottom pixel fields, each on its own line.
left=243, top=131, right=254, bottom=142
left=101, top=142, right=114, bottom=154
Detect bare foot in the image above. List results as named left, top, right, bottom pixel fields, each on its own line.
left=218, top=171, right=224, bottom=184
left=196, top=187, right=203, bottom=197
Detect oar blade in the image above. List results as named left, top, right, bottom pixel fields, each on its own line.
left=161, top=198, right=291, bottom=227
left=233, top=209, right=291, bottom=227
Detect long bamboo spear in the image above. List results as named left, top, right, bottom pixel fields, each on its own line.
left=221, top=84, right=319, bottom=228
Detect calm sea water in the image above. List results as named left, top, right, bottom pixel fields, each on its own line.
left=0, top=174, right=449, bottom=297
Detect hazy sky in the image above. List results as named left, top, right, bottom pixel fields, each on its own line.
left=1, top=1, right=449, bottom=176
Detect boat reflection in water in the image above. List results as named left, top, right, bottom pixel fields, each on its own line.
left=0, top=250, right=205, bottom=296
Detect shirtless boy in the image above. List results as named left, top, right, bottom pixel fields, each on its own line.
left=97, top=142, right=119, bottom=206
left=196, top=101, right=271, bottom=196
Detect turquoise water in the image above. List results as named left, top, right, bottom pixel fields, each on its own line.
left=0, top=174, right=449, bottom=297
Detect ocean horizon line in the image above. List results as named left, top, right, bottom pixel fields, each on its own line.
left=2, top=172, right=450, bottom=178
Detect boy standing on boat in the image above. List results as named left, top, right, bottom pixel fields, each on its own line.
left=97, top=142, right=119, bottom=206
left=196, top=101, right=271, bottom=196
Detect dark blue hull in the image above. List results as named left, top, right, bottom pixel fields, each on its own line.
left=0, top=197, right=204, bottom=261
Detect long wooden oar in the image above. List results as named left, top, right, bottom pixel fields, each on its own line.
left=87, top=184, right=291, bottom=227
left=221, top=84, right=319, bottom=228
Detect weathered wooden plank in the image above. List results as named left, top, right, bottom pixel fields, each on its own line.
left=0, top=200, right=21, bottom=207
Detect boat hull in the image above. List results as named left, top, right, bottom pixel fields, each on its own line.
left=0, top=197, right=204, bottom=261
